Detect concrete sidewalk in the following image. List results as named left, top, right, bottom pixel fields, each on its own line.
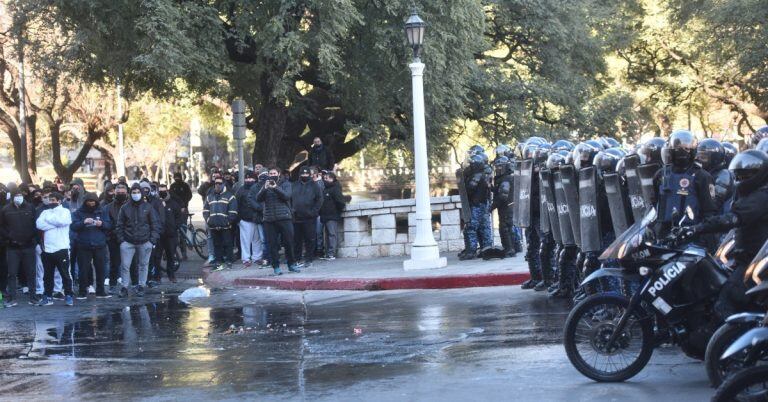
left=203, top=253, right=531, bottom=291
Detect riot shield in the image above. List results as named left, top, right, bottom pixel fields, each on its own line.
left=560, top=165, right=581, bottom=247
left=578, top=167, right=602, bottom=252
left=512, top=161, right=522, bottom=226
left=604, top=173, right=631, bottom=236
left=539, top=172, right=551, bottom=234
left=624, top=155, right=647, bottom=222
left=541, top=170, right=562, bottom=244
left=638, top=163, right=660, bottom=212
left=554, top=171, right=576, bottom=246
left=517, top=159, right=534, bottom=228
left=455, top=168, right=471, bottom=222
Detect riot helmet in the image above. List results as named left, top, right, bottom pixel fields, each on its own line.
left=552, top=139, right=575, bottom=152
left=757, top=138, right=768, bottom=154
left=493, top=156, right=512, bottom=176
left=585, top=139, right=605, bottom=151
left=605, top=147, right=627, bottom=159
left=661, top=130, right=698, bottom=168
left=573, top=142, right=600, bottom=170
left=602, top=137, right=621, bottom=148
left=722, top=142, right=738, bottom=166
left=696, top=138, right=725, bottom=172
left=638, top=137, right=665, bottom=166
left=495, top=144, right=511, bottom=160
left=526, top=136, right=548, bottom=146
left=522, top=143, right=539, bottom=160
left=751, top=126, right=768, bottom=148
left=593, top=150, right=620, bottom=178
left=468, top=153, right=488, bottom=171
left=546, top=153, right=567, bottom=171
left=468, top=145, right=485, bottom=157
left=729, top=149, right=768, bottom=195
left=533, top=144, right=552, bottom=169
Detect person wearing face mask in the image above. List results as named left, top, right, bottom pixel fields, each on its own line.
left=71, top=192, right=112, bottom=299
left=30, top=189, right=43, bottom=208
left=247, top=170, right=270, bottom=266
left=237, top=171, right=263, bottom=267
left=308, top=137, right=335, bottom=171
left=36, top=192, right=75, bottom=306
left=257, top=168, right=300, bottom=274
left=33, top=189, right=65, bottom=301
left=319, top=172, right=346, bottom=260
left=291, top=166, right=323, bottom=267
left=203, top=177, right=238, bottom=271
left=115, top=184, right=160, bottom=298
left=100, top=182, right=115, bottom=207
left=67, top=178, right=85, bottom=212
left=149, top=184, right=182, bottom=284
left=106, top=183, right=129, bottom=293
left=199, top=170, right=221, bottom=265
left=170, top=172, right=192, bottom=212
left=0, top=189, right=38, bottom=307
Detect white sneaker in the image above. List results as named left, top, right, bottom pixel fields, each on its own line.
left=87, top=285, right=95, bottom=294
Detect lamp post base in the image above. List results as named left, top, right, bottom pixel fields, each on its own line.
left=403, top=244, right=448, bottom=271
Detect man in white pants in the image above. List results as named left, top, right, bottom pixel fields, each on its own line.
left=236, top=172, right=263, bottom=266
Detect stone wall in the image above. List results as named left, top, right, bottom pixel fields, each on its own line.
left=337, top=196, right=467, bottom=258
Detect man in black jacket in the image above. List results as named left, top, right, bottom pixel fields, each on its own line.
left=151, top=183, right=182, bottom=283
left=319, top=172, right=346, bottom=260
left=309, top=137, right=335, bottom=171
left=257, top=168, right=300, bottom=275
left=170, top=172, right=193, bottom=211
left=116, top=183, right=161, bottom=298
left=203, top=177, right=238, bottom=271
left=237, top=171, right=262, bottom=266
left=106, top=183, right=129, bottom=293
left=292, top=166, right=323, bottom=266
left=0, top=189, right=37, bottom=306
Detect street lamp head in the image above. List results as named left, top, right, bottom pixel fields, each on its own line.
left=405, top=11, right=426, bottom=61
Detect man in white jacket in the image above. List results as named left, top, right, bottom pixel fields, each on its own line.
left=35, top=192, right=74, bottom=306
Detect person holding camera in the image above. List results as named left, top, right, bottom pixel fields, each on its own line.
left=256, top=168, right=300, bottom=275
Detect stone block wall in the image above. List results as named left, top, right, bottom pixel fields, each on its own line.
left=337, top=195, right=486, bottom=259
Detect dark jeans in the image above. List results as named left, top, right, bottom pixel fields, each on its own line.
left=107, top=238, right=121, bottom=287
left=77, top=245, right=107, bottom=294
left=6, top=246, right=35, bottom=301
left=264, top=220, right=296, bottom=268
left=211, top=229, right=233, bottom=264
left=153, top=235, right=178, bottom=280
left=42, top=249, right=74, bottom=297
left=0, top=246, right=7, bottom=295
left=293, top=219, right=317, bottom=262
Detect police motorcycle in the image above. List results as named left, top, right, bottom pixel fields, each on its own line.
left=708, top=241, right=768, bottom=398
left=563, top=206, right=731, bottom=382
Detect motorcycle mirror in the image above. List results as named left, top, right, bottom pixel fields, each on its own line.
left=685, top=206, right=695, bottom=221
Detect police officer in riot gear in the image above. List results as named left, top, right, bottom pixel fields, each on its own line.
left=494, top=145, right=511, bottom=162
left=751, top=126, right=768, bottom=148
left=652, top=130, right=718, bottom=236
left=638, top=137, right=666, bottom=166
left=722, top=142, right=738, bottom=166
left=491, top=156, right=520, bottom=257
left=677, top=149, right=768, bottom=318
left=697, top=138, right=735, bottom=213
left=461, top=153, right=494, bottom=260
left=520, top=142, right=547, bottom=289
left=547, top=151, right=580, bottom=298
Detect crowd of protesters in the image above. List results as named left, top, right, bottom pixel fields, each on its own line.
left=0, top=137, right=346, bottom=307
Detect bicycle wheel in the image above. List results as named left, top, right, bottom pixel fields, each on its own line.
left=193, top=229, right=208, bottom=259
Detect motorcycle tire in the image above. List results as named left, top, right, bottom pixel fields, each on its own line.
left=564, top=294, right=654, bottom=382
left=712, top=365, right=768, bottom=402
left=706, top=321, right=754, bottom=387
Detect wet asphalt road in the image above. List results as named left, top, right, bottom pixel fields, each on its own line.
left=0, top=286, right=714, bottom=401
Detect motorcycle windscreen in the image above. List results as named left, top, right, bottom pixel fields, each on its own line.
left=604, top=173, right=631, bottom=236
left=517, top=159, right=534, bottom=228
left=624, top=155, right=647, bottom=222
left=554, top=171, right=576, bottom=246
left=599, top=207, right=657, bottom=260
left=541, top=170, right=562, bottom=243
left=637, top=163, right=660, bottom=213
left=560, top=165, right=581, bottom=247
left=512, top=161, right=522, bottom=227
left=579, top=167, right=602, bottom=252
left=455, top=168, right=472, bottom=222
left=539, top=172, right=551, bottom=234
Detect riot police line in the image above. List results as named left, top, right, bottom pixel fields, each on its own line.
left=466, top=126, right=768, bottom=399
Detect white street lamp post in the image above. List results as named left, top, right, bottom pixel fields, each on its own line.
left=403, top=11, right=447, bottom=271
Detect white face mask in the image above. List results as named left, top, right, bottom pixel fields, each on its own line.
left=13, top=196, right=23, bottom=206
left=131, top=193, right=142, bottom=202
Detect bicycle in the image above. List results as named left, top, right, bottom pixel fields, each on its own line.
left=177, top=213, right=208, bottom=260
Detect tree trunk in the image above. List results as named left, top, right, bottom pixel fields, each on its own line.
left=252, top=98, right=291, bottom=169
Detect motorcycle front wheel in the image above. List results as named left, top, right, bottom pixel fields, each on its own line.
left=705, top=321, right=755, bottom=387
left=712, top=365, right=768, bottom=402
left=564, top=294, right=654, bottom=382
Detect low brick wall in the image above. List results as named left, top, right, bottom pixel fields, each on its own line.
left=338, top=196, right=466, bottom=258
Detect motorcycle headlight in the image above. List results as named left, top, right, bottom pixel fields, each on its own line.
left=639, top=266, right=651, bottom=276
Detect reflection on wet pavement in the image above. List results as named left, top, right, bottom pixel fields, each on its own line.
left=0, top=289, right=571, bottom=399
